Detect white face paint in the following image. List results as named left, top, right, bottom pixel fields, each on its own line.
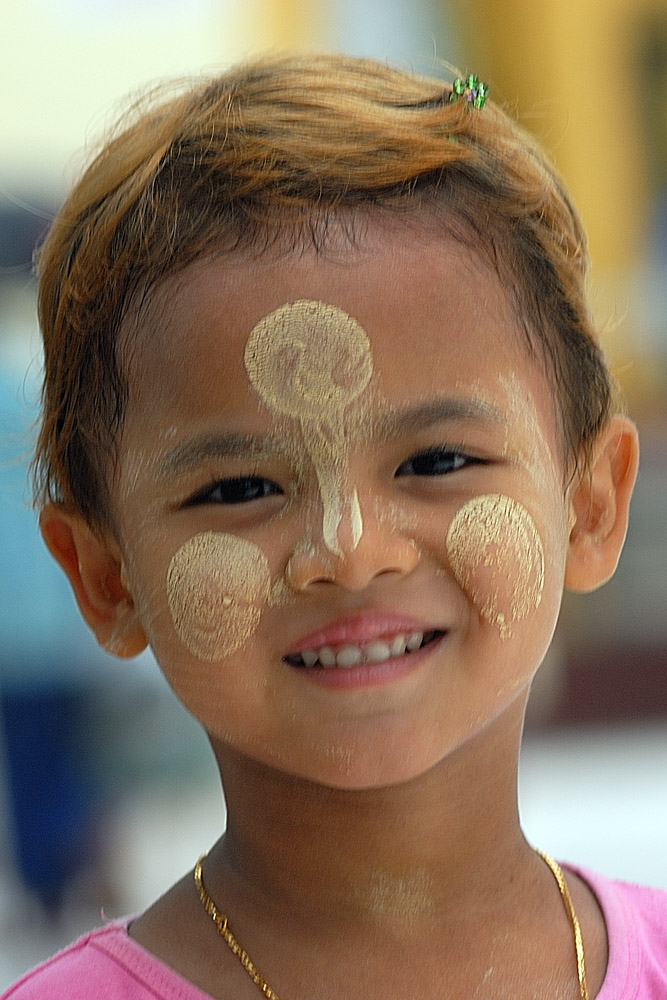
left=167, top=531, right=270, bottom=661
left=244, top=300, right=373, bottom=556
left=166, top=300, right=377, bottom=659
left=166, top=307, right=546, bottom=661
left=113, top=229, right=574, bottom=790
left=446, top=494, right=545, bottom=639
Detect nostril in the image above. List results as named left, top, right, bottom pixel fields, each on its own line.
left=300, top=575, right=337, bottom=588
left=284, top=551, right=338, bottom=592
left=284, top=534, right=421, bottom=592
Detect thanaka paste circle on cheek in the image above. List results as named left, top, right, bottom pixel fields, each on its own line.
left=166, top=531, right=270, bottom=661
left=446, top=494, right=545, bottom=639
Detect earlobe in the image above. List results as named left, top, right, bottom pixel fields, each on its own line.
left=564, top=416, right=639, bottom=593
left=39, top=504, right=148, bottom=658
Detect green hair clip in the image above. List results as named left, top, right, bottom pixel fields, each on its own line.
left=449, top=74, right=489, bottom=110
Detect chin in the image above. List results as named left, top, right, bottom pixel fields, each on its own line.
left=277, top=733, right=456, bottom=792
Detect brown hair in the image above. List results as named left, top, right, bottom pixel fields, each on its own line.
left=33, top=53, right=612, bottom=530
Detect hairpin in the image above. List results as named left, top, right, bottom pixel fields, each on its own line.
left=449, top=74, right=489, bottom=110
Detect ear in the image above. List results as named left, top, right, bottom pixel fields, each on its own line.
left=39, top=504, right=148, bottom=658
left=564, top=416, right=639, bottom=593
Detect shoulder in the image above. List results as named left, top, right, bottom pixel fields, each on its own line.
left=569, top=866, right=667, bottom=999
left=578, top=867, right=667, bottom=949
left=0, top=919, right=212, bottom=1000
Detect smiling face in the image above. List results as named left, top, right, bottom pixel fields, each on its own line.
left=109, top=222, right=573, bottom=789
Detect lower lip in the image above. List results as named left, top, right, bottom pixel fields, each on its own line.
left=286, top=633, right=447, bottom=690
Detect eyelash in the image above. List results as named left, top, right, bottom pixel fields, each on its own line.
left=185, top=476, right=283, bottom=506
left=395, top=447, right=484, bottom=478
left=184, top=448, right=483, bottom=506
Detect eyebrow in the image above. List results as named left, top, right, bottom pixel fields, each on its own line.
left=159, top=432, right=290, bottom=479
left=159, top=395, right=504, bottom=479
left=373, top=396, right=504, bottom=439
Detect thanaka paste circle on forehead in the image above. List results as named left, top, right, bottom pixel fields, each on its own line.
left=167, top=531, right=270, bottom=661
left=243, top=300, right=374, bottom=556
left=446, top=494, right=544, bottom=639
left=244, top=300, right=373, bottom=419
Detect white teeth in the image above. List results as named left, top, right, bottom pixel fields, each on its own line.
left=406, top=631, right=423, bottom=651
left=293, top=630, right=437, bottom=668
left=390, top=635, right=407, bottom=657
left=336, top=645, right=364, bottom=668
left=364, top=641, right=392, bottom=664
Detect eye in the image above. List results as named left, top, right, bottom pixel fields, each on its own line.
left=395, top=447, right=481, bottom=477
left=186, top=476, right=283, bottom=506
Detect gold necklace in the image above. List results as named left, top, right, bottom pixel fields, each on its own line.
left=194, top=850, right=588, bottom=1000
left=536, top=850, right=589, bottom=1000
left=194, top=856, right=280, bottom=1000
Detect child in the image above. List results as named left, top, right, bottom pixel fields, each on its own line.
left=4, top=53, right=666, bottom=999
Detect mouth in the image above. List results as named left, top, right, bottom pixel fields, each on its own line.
left=284, top=629, right=445, bottom=669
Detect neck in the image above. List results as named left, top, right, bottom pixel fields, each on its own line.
left=207, top=702, right=534, bottom=932
left=135, top=698, right=605, bottom=1000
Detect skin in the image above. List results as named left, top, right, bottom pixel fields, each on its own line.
left=41, top=219, right=639, bottom=1000
left=114, top=236, right=573, bottom=793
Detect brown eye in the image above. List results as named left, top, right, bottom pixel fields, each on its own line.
left=187, top=477, right=283, bottom=505
left=395, top=449, right=476, bottom=477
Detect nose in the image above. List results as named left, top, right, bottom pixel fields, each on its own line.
left=286, top=497, right=420, bottom=592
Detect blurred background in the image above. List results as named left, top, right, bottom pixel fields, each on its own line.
left=1, top=0, right=666, bottom=986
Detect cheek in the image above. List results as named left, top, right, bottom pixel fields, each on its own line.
left=166, top=531, right=271, bottom=661
left=446, top=494, right=545, bottom=639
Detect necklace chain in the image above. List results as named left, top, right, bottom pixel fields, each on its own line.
left=194, top=849, right=588, bottom=1000
left=536, top=849, right=589, bottom=1000
left=194, top=857, right=280, bottom=1000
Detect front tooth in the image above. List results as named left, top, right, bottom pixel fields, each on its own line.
left=406, top=631, right=423, bottom=651
left=301, top=649, right=318, bottom=667
left=318, top=646, right=337, bottom=667
left=364, top=641, right=391, bottom=663
left=336, top=645, right=363, bottom=668
left=390, top=634, right=407, bottom=658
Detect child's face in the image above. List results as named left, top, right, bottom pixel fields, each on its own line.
left=112, top=224, right=572, bottom=789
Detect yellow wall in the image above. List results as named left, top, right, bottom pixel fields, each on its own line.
left=248, top=0, right=330, bottom=50
left=460, top=0, right=667, bottom=403
left=464, top=0, right=654, bottom=273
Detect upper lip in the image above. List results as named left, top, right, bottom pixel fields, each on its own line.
left=286, top=612, right=445, bottom=654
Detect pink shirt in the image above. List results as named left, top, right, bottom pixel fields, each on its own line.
left=3, top=867, right=667, bottom=998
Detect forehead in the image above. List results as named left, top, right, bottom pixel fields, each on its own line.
left=124, top=223, right=557, bottom=446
